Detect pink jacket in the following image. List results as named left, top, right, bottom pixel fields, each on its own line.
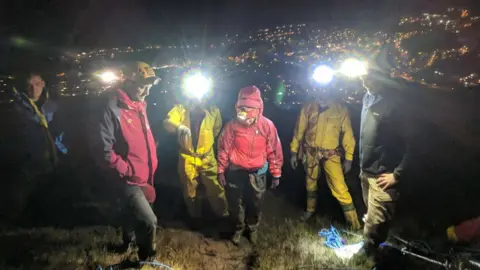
left=217, top=86, right=283, bottom=178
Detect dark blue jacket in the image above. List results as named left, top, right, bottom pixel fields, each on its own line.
left=359, top=90, right=410, bottom=180
left=10, top=88, right=59, bottom=172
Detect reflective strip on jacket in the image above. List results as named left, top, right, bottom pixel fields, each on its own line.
left=290, top=100, right=355, bottom=161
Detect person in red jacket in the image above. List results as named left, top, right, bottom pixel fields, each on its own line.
left=90, top=62, right=160, bottom=260
left=217, top=85, right=283, bottom=245
left=447, top=217, right=480, bottom=243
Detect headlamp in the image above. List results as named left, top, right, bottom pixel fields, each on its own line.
left=182, top=74, right=212, bottom=100
left=312, top=65, right=335, bottom=84
left=98, top=71, right=119, bottom=83
left=339, top=58, right=368, bottom=78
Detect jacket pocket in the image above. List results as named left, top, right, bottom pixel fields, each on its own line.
left=326, top=117, right=341, bottom=134
left=125, top=158, right=135, bottom=179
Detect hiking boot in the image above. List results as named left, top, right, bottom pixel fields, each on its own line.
left=300, top=211, right=314, bottom=222
left=231, top=229, right=244, bottom=245
left=249, top=230, right=258, bottom=245
left=188, top=217, right=203, bottom=231
left=138, top=248, right=157, bottom=261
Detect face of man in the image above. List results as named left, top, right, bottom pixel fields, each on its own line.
left=125, top=81, right=153, bottom=102
left=28, top=75, right=45, bottom=101
left=314, top=89, right=331, bottom=106
left=137, top=83, right=153, bottom=101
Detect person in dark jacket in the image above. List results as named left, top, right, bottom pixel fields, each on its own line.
left=89, top=62, right=160, bottom=260
left=12, top=73, right=59, bottom=171
left=357, top=47, right=410, bottom=261
left=0, top=73, right=61, bottom=222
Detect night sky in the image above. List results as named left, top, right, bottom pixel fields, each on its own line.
left=0, top=0, right=477, bottom=48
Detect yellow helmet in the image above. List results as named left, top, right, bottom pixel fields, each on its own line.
left=122, top=61, right=161, bottom=85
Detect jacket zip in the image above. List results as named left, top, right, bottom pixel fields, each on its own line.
left=139, top=111, right=153, bottom=185
left=249, top=125, right=256, bottom=165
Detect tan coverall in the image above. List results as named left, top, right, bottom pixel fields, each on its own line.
left=164, top=104, right=228, bottom=218
left=291, top=100, right=360, bottom=229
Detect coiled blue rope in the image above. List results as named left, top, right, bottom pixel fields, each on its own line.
left=96, top=260, right=173, bottom=270
left=318, top=225, right=346, bottom=249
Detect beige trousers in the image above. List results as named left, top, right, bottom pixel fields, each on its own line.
left=360, top=173, right=399, bottom=245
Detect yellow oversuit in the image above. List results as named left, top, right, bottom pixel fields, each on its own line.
left=290, top=100, right=360, bottom=229
left=164, top=105, right=228, bottom=218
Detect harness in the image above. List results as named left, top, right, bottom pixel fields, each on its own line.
left=300, top=103, right=342, bottom=181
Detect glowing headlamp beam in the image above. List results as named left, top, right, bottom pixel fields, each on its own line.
left=99, top=71, right=118, bottom=83
left=183, top=74, right=212, bottom=100
left=312, top=65, right=335, bottom=84
left=339, top=58, right=368, bottom=78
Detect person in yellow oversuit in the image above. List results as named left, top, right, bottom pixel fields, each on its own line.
left=164, top=73, right=228, bottom=227
left=290, top=89, right=360, bottom=229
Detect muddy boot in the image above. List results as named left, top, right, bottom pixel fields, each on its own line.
left=110, top=230, right=136, bottom=254
left=300, top=211, right=314, bottom=222
left=231, top=229, right=244, bottom=245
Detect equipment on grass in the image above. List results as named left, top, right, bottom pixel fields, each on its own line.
left=96, top=260, right=173, bottom=270
left=318, top=226, right=364, bottom=260
left=381, top=235, right=480, bottom=270
left=321, top=227, right=480, bottom=269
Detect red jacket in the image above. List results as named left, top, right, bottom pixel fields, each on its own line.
left=217, top=86, right=283, bottom=178
left=449, top=216, right=480, bottom=243
left=90, top=88, right=158, bottom=202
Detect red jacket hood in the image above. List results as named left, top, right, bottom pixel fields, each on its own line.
left=236, top=86, right=263, bottom=115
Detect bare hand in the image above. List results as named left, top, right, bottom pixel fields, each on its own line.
left=376, top=173, right=398, bottom=190
left=218, top=173, right=226, bottom=187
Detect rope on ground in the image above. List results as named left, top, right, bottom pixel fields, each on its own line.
left=318, top=225, right=345, bottom=249
left=96, top=260, right=173, bottom=270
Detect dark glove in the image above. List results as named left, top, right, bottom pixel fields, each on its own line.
left=343, top=160, right=352, bottom=174
left=290, top=153, right=298, bottom=170
left=271, top=177, right=280, bottom=189
left=218, top=173, right=226, bottom=187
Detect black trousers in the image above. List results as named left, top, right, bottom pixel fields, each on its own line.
left=226, top=170, right=266, bottom=232
left=119, top=184, right=157, bottom=254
